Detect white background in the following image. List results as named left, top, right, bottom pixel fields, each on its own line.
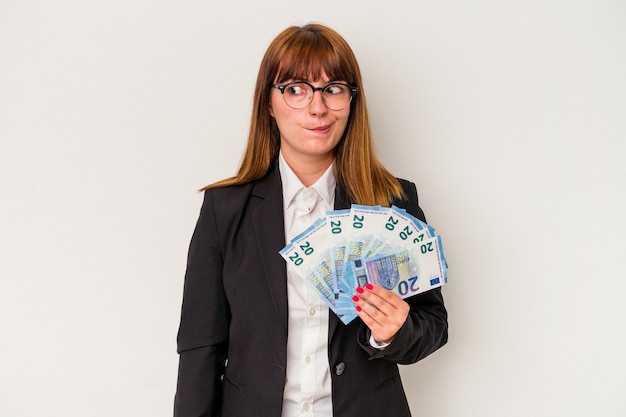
left=1, top=1, right=625, bottom=416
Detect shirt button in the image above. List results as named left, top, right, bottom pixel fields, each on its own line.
left=303, top=403, right=310, bottom=411
left=305, top=356, right=311, bottom=364
left=309, top=308, right=316, bottom=315
left=335, top=362, right=346, bottom=375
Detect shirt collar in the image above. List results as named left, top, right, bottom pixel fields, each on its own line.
left=278, top=151, right=336, bottom=208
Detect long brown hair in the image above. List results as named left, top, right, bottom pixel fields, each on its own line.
left=202, top=23, right=404, bottom=206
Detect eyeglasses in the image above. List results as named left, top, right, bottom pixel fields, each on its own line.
left=272, top=81, right=358, bottom=111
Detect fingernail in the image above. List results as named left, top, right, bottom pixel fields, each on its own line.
left=365, top=283, right=374, bottom=290
left=356, top=286, right=364, bottom=294
left=352, top=295, right=360, bottom=302
left=355, top=306, right=362, bottom=312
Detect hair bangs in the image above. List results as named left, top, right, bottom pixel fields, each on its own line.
left=274, top=34, right=354, bottom=85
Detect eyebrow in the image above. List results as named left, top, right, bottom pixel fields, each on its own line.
left=279, top=79, right=344, bottom=86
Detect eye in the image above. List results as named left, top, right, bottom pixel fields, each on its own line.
left=285, top=83, right=308, bottom=97
left=324, top=84, right=347, bottom=95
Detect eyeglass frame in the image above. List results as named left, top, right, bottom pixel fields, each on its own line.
left=271, top=81, right=359, bottom=110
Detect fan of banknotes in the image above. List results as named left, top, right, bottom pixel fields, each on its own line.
left=280, top=204, right=448, bottom=324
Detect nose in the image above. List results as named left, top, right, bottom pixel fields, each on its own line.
left=308, top=89, right=328, bottom=115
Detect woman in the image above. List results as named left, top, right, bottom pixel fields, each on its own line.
left=174, top=23, right=448, bottom=417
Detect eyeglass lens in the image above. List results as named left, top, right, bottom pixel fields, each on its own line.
left=281, top=83, right=353, bottom=110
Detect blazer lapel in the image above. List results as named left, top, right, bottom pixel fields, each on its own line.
left=249, top=168, right=355, bottom=342
left=250, top=165, right=289, bottom=340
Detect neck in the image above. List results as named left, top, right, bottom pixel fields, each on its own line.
left=282, top=153, right=333, bottom=187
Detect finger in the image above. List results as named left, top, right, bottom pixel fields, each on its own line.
left=354, top=286, right=410, bottom=328
left=356, top=285, right=399, bottom=315
left=363, top=284, right=405, bottom=309
left=353, top=290, right=410, bottom=344
left=352, top=294, right=386, bottom=326
left=354, top=304, right=378, bottom=329
left=355, top=285, right=387, bottom=309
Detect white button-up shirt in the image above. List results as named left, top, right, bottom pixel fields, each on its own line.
left=279, top=152, right=335, bottom=417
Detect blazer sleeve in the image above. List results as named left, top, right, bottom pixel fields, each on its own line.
left=174, top=190, right=229, bottom=417
left=357, top=180, right=448, bottom=364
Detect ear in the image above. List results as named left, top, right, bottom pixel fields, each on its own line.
left=268, top=100, right=275, bottom=118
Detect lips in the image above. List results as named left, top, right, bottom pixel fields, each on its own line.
left=309, top=124, right=332, bottom=134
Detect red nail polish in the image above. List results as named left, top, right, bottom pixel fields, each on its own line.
left=356, top=286, right=364, bottom=294
left=356, top=306, right=362, bottom=312
left=365, top=283, right=374, bottom=290
left=352, top=295, right=359, bottom=302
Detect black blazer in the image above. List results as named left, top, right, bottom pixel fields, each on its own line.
left=174, top=163, right=448, bottom=417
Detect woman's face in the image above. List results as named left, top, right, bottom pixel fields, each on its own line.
left=269, top=74, right=351, bottom=167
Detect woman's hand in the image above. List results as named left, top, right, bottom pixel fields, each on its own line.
left=352, top=283, right=410, bottom=344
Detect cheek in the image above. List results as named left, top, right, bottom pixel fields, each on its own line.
left=336, top=111, right=351, bottom=132
left=269, top=95, right=298, bottom=124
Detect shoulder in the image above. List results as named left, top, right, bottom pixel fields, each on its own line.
left=397, top=178, right=417, bottom=197
left=201, top=166, right=281, bottom=216
left=393, top=177, right=426, bottom=223
left=204, top=181, right=254, bottom=200
left=201, top=181, right=256, bottom=220
left=394, top=177, right=418, bottom=204
left=203, top=163, right=281, bottom=205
